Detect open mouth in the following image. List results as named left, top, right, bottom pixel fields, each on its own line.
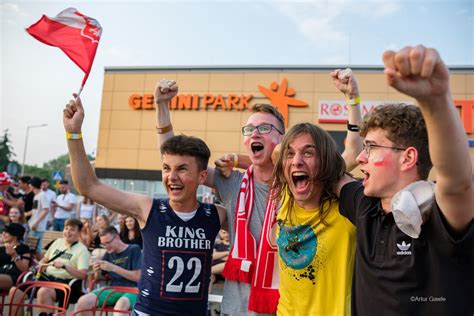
left=361, top=169, right=370, bottom=185
left=169, top=184, right=183, bottom=192
left=291, top=171, right=310, bottom=190
left=251, top=142, right=264, bottom=154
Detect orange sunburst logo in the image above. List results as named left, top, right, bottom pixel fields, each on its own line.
left=258, top=78, right=308, bottom=126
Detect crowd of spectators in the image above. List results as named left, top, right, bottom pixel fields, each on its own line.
left=0, top=171, right=148, bottom=314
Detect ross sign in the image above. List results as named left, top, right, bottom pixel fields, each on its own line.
left=128, top=78, right=308, bottom=126
left=319, top=99, right=474, bottom=134
left=318, top=100, right=412, bottom=123
left=52, top=170, right=63, bottom=181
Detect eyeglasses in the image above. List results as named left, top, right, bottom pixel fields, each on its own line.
left=101, top=235, right=116, bottom=246
left=241, top=124, right=283, bottom=136
left=362, top=143, right=406, bottom=158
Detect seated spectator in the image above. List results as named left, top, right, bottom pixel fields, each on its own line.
left=210, top=229, right=230, bottom=288
left=119, top=216, right=142, bottom=248
left=8, top=218, right=90, bottom=316
left=116, top=213, right=126, bottom=233
left=8, top=207, right=29, bottom=238
left=79, top=218, right=94, bottom=249
left=0, top=223, right=31, bottom=290
left=76, top=226, right=141, bottom=315
left=91, top=214, right=110, bottom=249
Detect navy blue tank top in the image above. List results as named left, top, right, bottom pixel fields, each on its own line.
left=134, top=199, right=220, bottom=315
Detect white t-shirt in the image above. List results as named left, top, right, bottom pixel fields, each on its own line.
left=54, top=192, right=77, bottom=219
left=28, top=191, right=50, bottom=232
left=42, top=189, right=57, bottom=222
left=79, top=203, right=95, bottom=219
left=42, top=189, right=57, bottom=207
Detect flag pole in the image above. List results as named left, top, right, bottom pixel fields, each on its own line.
left=77, top=85, right=84, bottom=97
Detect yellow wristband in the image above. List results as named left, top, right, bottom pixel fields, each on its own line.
left=232, top=153, right=238, bottom=168
left=66, top=132, right=82, bottom=140
left=346, top=96, right=360, bottom=106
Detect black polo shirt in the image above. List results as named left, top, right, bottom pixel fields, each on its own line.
left=340, top=181, right=474, bottom=316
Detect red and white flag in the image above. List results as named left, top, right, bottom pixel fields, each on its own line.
left=26, top=8, right=102, bottom=94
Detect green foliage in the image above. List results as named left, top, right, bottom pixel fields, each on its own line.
left=23, top=165, right=51, bottom=181
left=42, top=153, right=70, bottom=173
left=0, top=129, right=17, bottom=171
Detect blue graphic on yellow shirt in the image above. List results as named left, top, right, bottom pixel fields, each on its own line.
left=278, top=224, right=317, bottom=270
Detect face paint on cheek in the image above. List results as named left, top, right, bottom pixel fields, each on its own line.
left=374, top=154, right=389, bottom=167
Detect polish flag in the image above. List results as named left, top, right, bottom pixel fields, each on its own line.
left=26, top=8, right=102, bottom=94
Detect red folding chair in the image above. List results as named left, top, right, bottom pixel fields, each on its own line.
left=8, top=280, right=71, bottom=316
left=72, top=286, right=138, bottom=316
left=0, top=271, right=31, bottom=315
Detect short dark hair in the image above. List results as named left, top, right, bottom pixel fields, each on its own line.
left=59, top=180, right=69, bottom=185
left=65, top=218, right=83, bottom=231
left=360, top=103, right=432, bottom=180
left=160, top=135, right=211, bottom=171
left=19, top=176, right=31, bottom=184
left=252, top=103, right=285, bottom=133
left=41, top=178, right=49, bottom=183
left=99, top=225, right=119, bottom=237
left=29, top=177, right=42, bottom=189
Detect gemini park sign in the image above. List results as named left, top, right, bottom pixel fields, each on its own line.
left=128, top=78, right=474, bottom=133
left=128, top=78, right=307, bottom=127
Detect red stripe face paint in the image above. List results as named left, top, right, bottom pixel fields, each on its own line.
left=374, top=155, right=387, bottom=167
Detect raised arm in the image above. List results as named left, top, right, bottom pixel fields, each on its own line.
left=330, top=68, right=363, bottom=172
left=383, top=45, right=473, bottom=231
left=155, top=79, right=219, bottom=188
left=64, top=94, right=152, bottom=227
left=155, top=79, right=178, bottom=148
left=214, top=153, right=252, bottom=178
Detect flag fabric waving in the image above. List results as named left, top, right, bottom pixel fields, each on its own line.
left=26, top=8, right=102, bottom=94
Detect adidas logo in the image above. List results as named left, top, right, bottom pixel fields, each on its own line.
left=396, top=241, right=412, bottom=255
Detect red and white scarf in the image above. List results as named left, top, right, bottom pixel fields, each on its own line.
left=222, top=166, right=280, bottom=313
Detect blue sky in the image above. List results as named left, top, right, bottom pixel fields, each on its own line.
left=1, top=0, right=473, bottom=167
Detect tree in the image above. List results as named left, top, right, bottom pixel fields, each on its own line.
left=0, top=129, right=16, bottom=171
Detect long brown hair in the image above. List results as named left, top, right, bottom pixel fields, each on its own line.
left=271, top=123, right=345, bottom=226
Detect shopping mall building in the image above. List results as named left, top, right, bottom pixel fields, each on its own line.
left=93, top=66, right=474, bottom=198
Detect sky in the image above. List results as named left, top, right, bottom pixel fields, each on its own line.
left=1, top=0, right=473, bottom=168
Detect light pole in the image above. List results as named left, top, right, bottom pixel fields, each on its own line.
left=21, top=123, right=48, bottom=175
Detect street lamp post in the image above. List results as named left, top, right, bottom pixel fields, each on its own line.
left=21, top=123, right=48, bottom=175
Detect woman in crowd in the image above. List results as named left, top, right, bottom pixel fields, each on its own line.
left=0, top=223, right=31, bottom=290
left=8, top=207, right=28, bottom=238
left=77, top=196, right=96, bottom=225
left=119, top=216, right=142, bottom=248
left=90, top=214, right=110, bottom=249
left=210, top=229, right=230, bottom=291
left=79, top=218, right=94, bottom=249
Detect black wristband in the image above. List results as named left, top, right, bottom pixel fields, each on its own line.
left=347, top=123, right=360, bottom=132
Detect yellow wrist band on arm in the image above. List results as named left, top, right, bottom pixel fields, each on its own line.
left=346, top=96, right=360, bottom=106
left=66, top=132, right=82, bottom=140
left=232, top=153, right=238, bottom=168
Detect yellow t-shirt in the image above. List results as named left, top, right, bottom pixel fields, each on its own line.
left=45, top=238, right=90, bottom=279
left=276, top=195, right=355, bottom=316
